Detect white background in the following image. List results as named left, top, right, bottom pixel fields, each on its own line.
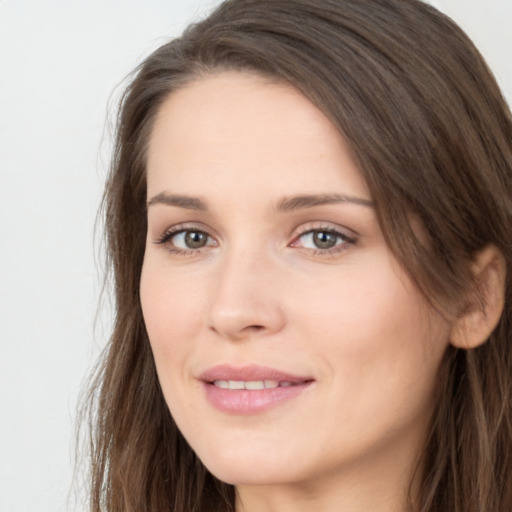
left=0, top=1, right=511, bottom=511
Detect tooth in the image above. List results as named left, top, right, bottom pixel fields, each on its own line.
left=214, top=379, right=291, bottom=390
left=245, top=381, right=265, bottom=390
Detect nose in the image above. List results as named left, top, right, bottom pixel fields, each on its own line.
left=207, top=248, right=286, bottom=341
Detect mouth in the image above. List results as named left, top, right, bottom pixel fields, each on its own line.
left=199, top=364, right=314, bottom=414
left=210, top=379, right=300, bottom=390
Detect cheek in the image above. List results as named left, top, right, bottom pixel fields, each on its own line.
left=140, top=263, right=203, bottom=364
left=289, top=266, right=450, bottom=464
left=139, top=264, right=208, bottom=431
left=295, top=257, right=451, bottom=401
left=307, top=251, right=446, bottom=346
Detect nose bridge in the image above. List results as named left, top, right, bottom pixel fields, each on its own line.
left=207, top=242, right=284, bottom=339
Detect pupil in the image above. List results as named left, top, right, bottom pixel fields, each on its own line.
left=313, top=231, right=337, bottom=249
left=185, top=231, right=207, bottom=249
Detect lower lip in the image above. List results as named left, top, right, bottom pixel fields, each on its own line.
left=203, top=382, right=313, bottom=414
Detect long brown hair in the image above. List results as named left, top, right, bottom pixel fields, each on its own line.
left=85, top=1, right=512, bottom=510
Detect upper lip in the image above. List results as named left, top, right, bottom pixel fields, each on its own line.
left=199, top=364, right=313, bottom=383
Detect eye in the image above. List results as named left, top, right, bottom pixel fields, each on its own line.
left=300, top=230, right=340, bottom=249
left=155, top=227, right=217, bottom=254
left=290, top=227, right=355, bottom=254
left=173, top=230, right=210, bottom=249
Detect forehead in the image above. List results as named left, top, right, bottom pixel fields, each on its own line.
left=146, top=71, right=369, bottom=201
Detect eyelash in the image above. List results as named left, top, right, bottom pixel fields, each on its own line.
left=154, top=225, right=216, bottom=256
left=290, top=227, right=356, bottom=256
left=154, top=224, right=357, bottom=257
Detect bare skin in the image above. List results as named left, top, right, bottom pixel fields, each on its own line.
left=141, top=71, right=458, bottom=512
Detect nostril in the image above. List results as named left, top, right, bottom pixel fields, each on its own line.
left=246, top=325, right=264, bottom=331
left=208, top=324, right=264, bottom=335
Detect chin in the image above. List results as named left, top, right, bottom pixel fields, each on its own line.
left=203, top=459, right=301, bottom=487
left=190, top=434, right=310, bottom=486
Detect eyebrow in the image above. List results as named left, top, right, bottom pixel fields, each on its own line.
left=147, top=192, right=208, bottom=211
left=146, top=192, right=374, bottom=212
left=275, top=193, right=373, bottom=212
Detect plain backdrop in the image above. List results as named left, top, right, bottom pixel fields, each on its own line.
left=0, top=1, right=511, bottom=511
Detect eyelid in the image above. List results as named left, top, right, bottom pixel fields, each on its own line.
left=290, top=221, right=357, bottom=241
left=288, top=222, right=358, bottom=254
left=151, top=220, right=357, bottom=256
left=153, top=221, right=213, bottom=240
left=153, top=222, right=218, bottom=254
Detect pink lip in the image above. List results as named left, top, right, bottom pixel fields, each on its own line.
left=199, top=364, right=314, bottom=415
left=199, top=364, right=311, bottom=383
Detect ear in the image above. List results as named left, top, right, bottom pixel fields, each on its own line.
left=450, top=245, right=506, bottom=350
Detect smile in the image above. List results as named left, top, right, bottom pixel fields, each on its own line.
left=200, top=365, right=314, bottom=414
left=212, top=380, right=296, bottom=390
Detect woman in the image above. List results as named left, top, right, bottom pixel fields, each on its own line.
left=86, top=0, right=512, bottom=510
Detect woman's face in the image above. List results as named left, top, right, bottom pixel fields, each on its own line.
left=141, top=72, right=453, bottom=489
